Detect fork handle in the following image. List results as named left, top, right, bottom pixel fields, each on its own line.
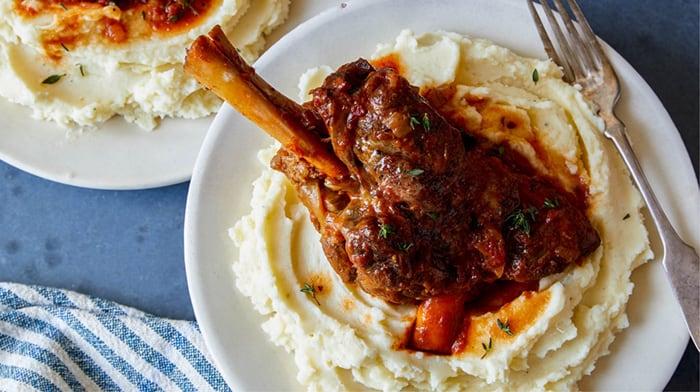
left=605, top=118, right=700, bottom=349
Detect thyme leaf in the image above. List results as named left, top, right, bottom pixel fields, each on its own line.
left=543, top=197, right=559, bottom=209
left=480, top=337, right=493, bottom=359
left=409, top=113, right=431, bottom=131
left=42, top=74, right=66, bottom=84
left=407, top=168, right=424, bottom=177
left=506, top=206, right=538, bottom=235
left=409, top=115, right=420, bottom=130
left=492, top=144, right=505, bottom=156
left=300, top=282, right=320, bottom=306
left=532, top=68, right=539, bottom=83
left=497, top=318, right=514, bottom=336
left=378, top=224, right=395, bottom=239
left=397, top=242, right=413, bottom=252
left=421, top=113, right=431, bottom=131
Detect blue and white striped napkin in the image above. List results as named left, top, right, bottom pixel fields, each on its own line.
left=0, top=282, right=231, bottom=391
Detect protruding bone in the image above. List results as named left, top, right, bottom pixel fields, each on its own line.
left=184, top=25, right=348, bottom=178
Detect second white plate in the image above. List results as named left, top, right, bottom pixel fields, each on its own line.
left=0, top=0, right=333, bottom=190
left=0, top=102, right=210, bottom=189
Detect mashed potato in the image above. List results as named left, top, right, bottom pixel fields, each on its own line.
left=230, top=30, right=651, bottom=391
left=0, top=0, right=288, bottom=130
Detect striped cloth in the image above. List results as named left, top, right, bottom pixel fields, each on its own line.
left=0, top=282, right=231, bottom=391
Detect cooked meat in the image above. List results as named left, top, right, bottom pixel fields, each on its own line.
left=184, top=28, right=600, bottom=305
left=272, top=59, right=600, bottom=304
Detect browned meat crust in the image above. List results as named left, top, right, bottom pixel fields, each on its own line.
left=273, top=59, right=600, bottom=304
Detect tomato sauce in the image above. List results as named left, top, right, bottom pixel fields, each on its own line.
left=405, top=280, right=541, bottom=355
left=370, top=54, right=405, bottom=76
left=13, top=0, right=218, bottom=60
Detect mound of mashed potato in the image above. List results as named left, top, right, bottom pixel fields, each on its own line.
left=230, top=30, right=651, bottom=391
left=0, top=0, right=288, bottom=130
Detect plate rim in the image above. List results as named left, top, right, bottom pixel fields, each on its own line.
left=0, top=101, right=212, bottom=190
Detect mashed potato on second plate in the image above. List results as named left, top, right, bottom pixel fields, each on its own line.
left=0, top=0, right=289, bottom=130
left=230, top=30, right=651, bottom=391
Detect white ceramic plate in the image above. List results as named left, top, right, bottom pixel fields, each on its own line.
left=185, top=0, right=699, bottom=390
left=0, top=95, right=212, bottom=190
left=0, top=1, right=334, bottom=190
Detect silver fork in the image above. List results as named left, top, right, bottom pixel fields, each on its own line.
left=527, top=0, right=699, bottom=349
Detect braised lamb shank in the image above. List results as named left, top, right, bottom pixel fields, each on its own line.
left=184, top=26, right=600, bottom=305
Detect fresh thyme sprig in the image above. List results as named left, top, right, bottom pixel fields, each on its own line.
left=480, top=337, right=493, bottom=359
left=409, top=113, right=431, bottom=131
left=543, top=198, right=559, bottom=209
left=397, top=242, right=414, bottom=252
left=506, top=206, right=538, bottom=235
left=407, top=168, right=424, bottom=177
left=300, top=282, right=320, bottom=306
left=42, top=74, right=66, bottom=84
left=497, top=318, right=514, bottom=336
left=378, top=224, right=395, bottom=239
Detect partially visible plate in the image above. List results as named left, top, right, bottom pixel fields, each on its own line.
left=185, top=0, right=698, bottom=390
left=0, top=0, right=332, bottom=190
left=0, top=101, right=210, bottom=189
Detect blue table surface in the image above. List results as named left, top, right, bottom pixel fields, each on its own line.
left=2, top=0, right=698, bottom=389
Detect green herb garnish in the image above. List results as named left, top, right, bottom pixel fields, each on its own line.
left=407, top=168, right=424, bottom=177
left=493, top=144, right=505, bottom=156
left=42, top=74, right=66, bottom=84
left=623, top=213, right=631, bottom=220
left=409, top=113, right=431, bottom=131
left=481, top=337, right=493, bottom=359
left=409, top=115, right=420, bottom=130
left=378, top=224, right=395, bottom=239
left=421, top=113, right=431, bottom=131
left=300, top=282, right=320, bottom=306
left=507, top=206, right=538, bottom=235
left=397, top=242, right=414, bottom=252
left=532, top=68, right=539, bottom=83
left=543, top=198, right=559, bottom=209
left=497, top=318, right=514, bottom=336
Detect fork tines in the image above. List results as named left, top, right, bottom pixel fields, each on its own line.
left=527, top=0, right=607, bottom=83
